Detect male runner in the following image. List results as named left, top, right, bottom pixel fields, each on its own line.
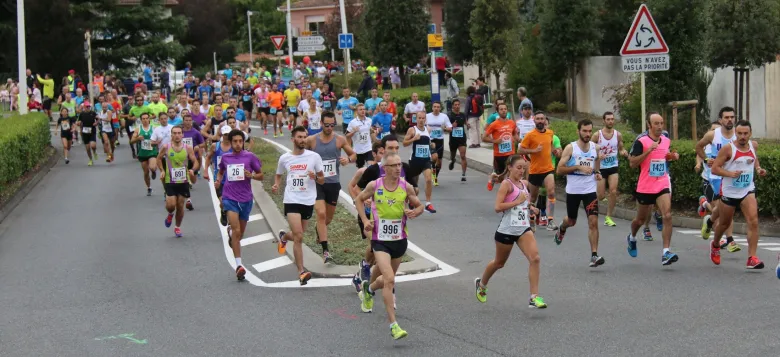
left=158, top=126, right=200, bottom=238
left=181, top=114, right=206, bottom=210
left=306, top=112, right=357, bottom=263
left=216, top=129, right=263, bottom=280
left=518, top=111, right=558, bottom=230
left=355, top=152, right=424, bottom=340
left=130, top=113, right=159, bottom=195
left=273, top=126, right=325, bottom=285
left=709, top=120, right=767, bottom=268
left=204, top=125, right=234, bottom=226
left=592, top=111, right=628, bottom=227
left=426, top=102, right=452, bottom=186
left=336, top=88, right=359, bottom=133
left=403, top=111, right=436, bottom=213
left=346, top=104, right=374, bottom=168
left=447, top=99, right=468, bottom=181
left=371, top=101, right=394, bottom=140
left=75, top=102, right=98, bottom=166
left=483, top=103, right=519, bottom=191
left=554, top=119, right=605, bottom=267
left=626, top=112, right=680, bottom=265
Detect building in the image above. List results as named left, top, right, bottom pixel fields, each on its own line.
left=280, top=0, right=445, bottom=37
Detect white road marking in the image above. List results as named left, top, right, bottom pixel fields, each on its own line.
left=252, top=256, right=293, bottom=273
left=247, top=213, right=264, bottom=222
left=676, top=230, right=702, bottom=234
left=240, top=233, right=275, bottom=247
left=757, top=243, right=780, bottom=246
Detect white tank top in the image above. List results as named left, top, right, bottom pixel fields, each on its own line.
left=98, top=111, right=113, bottom=133
left=721, top=142, right=756, bottom=198
left=307, top=108, right=322, bottom=130
left=709, top=128, right=736, bottom=181
left=565, top=141, right=598, bottom=194
left=597, top=129, right=619, bottom=169
left=701, top=144, right=712, bottom=181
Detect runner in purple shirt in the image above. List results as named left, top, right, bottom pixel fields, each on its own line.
left=216, top=129, right=263, bottom=281
left=191, top=99, right=208, bottom=128
left=181, top=114, right=206, bottom=210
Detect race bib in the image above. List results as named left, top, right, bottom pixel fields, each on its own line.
left=60, top=122, right=70, bottom=131
left=431, top=128, right=443, bottom=139
left=270, top=108, right=277, bottom=114
left=171, top=167, right=187, bottom=183
left=411, top=114, right=417, bottom=124
left=141, top=140, right=152, bottom=150
left=649, top=159, right=666, bottom=177
left=357, top=132, right=369, bottom=144
left=322, top=159, right=337, bottom=177
left=415, top=144, right=430, bottom=158
left=242, top=95, right=251, bottom=102
left=289, top=107, right=297, bottom=113
left=732, top=172, right=752, bottom=188
left=343, top=109, right=353, bottom=118
left=323, top=101, right=331, bottom=109
left=182, top=137, right=193, bottom=147
left=227, top=163, right=245, bottom=182
left=377, top=219, right=403, bottom=241
left=260, top=99, right=268, bottom=107
left=287, top=173, right=308, bottom=192
left=510, top=206, right=529, bottom=227
left=498, top=140, right=512, bottom=154
left=602, top=155, right=617, bottom=167
left=575, top=156, right=595, bottom=175
left=452, top=127, right=464, bottom=138
left=82, top=127, right=92, bottom=134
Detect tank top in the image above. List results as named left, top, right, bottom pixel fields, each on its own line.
left=371, top=178, right=408, bottom=241
left=701, top=144, right=712, bottom=181
left=721, top=142, right=756, bottom=198
left=708, top=128, right=736, bottom=181
left=213, top=141, right=233, bottom=182
left=496, top=179, right=530, bottom=236
left=409, top=126, right=431, bottom=165
left=565, top=141, right=598, bottom=194
left=137, top=124, right=157, bottom=157
left=516, top=118, right=535, bottom=141
left=597, top=129, right=620, bottom=169
left=307, top=108, right=322, bottom=131
left=315, top=134, right=341, bottom=183
left=636, top=135, right=671, bottom=194
left=98, top=111, right=113, bottom=133
left=164, top=143, right=189, bottom=184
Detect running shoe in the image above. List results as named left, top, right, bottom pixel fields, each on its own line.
left=710, top=242, right=721, bottom=265
left=323, top=251, right=333, bottom=264
left=474, top=278, right=487, bottom=303
left=65, top=158, right=69, bottom=164
left=147, top=187, right=152, bottom=196
left=425, top=203, right=437, bottom=214
left=264, top=129, right=268, bottom=135
left=174, top=227, right=182, bottom=238
left=529, top=296, right=547, bottom=309
left=299, top=271, right=312, bottom=285
left=360, top=260, right=371, bottom=282
left=604, top=216, right=617, bottom=227
left=288, top=123, right=293, bottom=131
left=726, top=241, right=742, bottom=253
left=554, top=227, right=566, bottom=245
left=151, top=170, right=157, bottom=180
left=539, top=216, right=548, bottom=227
left=701, top=215, right=711, bottom=240
left=352, top=274, right=362, bottom=293
left=277, top=230, right=287, bottom=254
left=546, top=220, right=558, bottom=231
left=360, top=281, right=373, bottom=312
left=654, top=211, right=663, bottom=231
left=273, top=134, right=278, bottom=138
left=390, top=322, right=408, bottom=340
left=697, top=196, right=708, bottom=217
left=661, top=251, right=679, bottom=266
left=236, top=265, right=246, bottom=281
left=461, top=175, right=466, bottom=182
left=627, top=234, right=638, bottom=257
left=589, top=255, right=605, bottom=267
left=88, top=160, right=93, bottom=166
left=643, top=227, right=653, bottom=241
left=186, top=199, right=194, bottom=211
left=106, top=156, right=111, bottom=163
left=165, top=213, right=173, bottom=228
left=448, top=161, right=455, bottom=171
left=220, top=209, right=227, bottom=226
left=432, top=173, right=439, bottom=186
left=746, top=256, right=764, bottom=269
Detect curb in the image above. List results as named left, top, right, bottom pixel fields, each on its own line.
left=0, top=147, right=60, bottom=225
left=251, top=137, right=440, bottom=278
left=443, top=147, right=780, bottom=237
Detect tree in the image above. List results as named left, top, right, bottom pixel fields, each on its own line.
left=444, top=0, right=476, bottom=64
left=597, top=0, right=642, bottom=55
left=362, top=0, right=428, bottom=77
left=706, top=0, right=780, bottom=120
left=537, top=0, right=602, bottom=118
left=228, top=0, right=285, bottom=60
left=320, top=0, right=364, bottom=60
left=174, top=0, right=234, bottom=67
left=71, top=0, right=191, bottom=77
left=470, top=0, right=521, bottom=90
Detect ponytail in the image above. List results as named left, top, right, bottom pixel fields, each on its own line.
left=497, top=154, right=526, bottom=182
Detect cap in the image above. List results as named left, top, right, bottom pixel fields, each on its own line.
left=521, top=103, right=532, bottom=110
left=68, top=69, right=75, bottom=74
left=83, top=102, right=91, bottom=107
left=221, top=125, right=232, bottom=135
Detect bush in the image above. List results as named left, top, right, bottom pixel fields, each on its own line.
left=549, top=120, right=780, bottom=215
left=0, top=113, right=51, bottom=184
left=546, top=101, right=567, bottom=113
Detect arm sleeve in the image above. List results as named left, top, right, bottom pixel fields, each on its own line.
left=251, top=156, right=262, bottom=172
left=275, top=156, right=286, bottom=175
left=630, top=140, right=644, bottom=157
left=520, top=132, right=531, bottom=149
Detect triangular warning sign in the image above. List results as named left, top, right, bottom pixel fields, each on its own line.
left=271, top=35, right=286, bottom=51
left=620, top=4, right=669, bottom=56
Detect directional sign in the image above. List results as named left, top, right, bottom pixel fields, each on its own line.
left=620, top=4, right=668, bottom=56
left=427, top=34, right=443, bottom=49
left=293, top=51, right=316, bottom=56
left=622, top=54, right=670, bottom=73
left=274, top=50, right=284, bottom=55
left=297, top=45, right=326, bottom=52
left=338, top=33, right=354, bottom=49
left=270, top=35, right=286, bottom=51
left=298, top=36, right=325, bottom=46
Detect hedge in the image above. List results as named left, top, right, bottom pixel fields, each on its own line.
left=0, top=112, right=51, bottom=184
left=549, top=120, right=780, bottom=216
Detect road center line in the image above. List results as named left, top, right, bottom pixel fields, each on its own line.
left=240, top=232, right=274, bottom=247
left=252, top=256, right=293, bottom=273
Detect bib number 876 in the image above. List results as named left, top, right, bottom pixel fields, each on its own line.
left=292, top=178, right=305, bottom=187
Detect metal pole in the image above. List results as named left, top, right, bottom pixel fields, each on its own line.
left=247, top=11, right=253, bottom=65
left=339, top=0, right=351, bottom=75
left=640, top=72, right=646, bottom=132
left=287, top=0, right=294, bottom=69
left=16, top=0, right=28, bottom=114
left=86, top=31, right=94, bottom=106
left=213, top=52, right=217, bottom=74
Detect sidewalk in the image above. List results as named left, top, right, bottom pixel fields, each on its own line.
left=441, top=136, right=780, bottom=237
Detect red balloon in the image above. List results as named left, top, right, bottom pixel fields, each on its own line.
left=303, top=56, right=311, bottom=64
left=284, top=56, right=291, bottom=65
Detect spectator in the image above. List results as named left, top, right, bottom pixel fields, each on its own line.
left=445, top=72, right=459, bottom=112
left=357, top=71, right=375, bottom=101
left=464, top=86, right=484, bottom=148
left=517, top=87, right=533, bottom=113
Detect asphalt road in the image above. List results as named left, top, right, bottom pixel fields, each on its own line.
left=2, top=125, right=780, bottom=356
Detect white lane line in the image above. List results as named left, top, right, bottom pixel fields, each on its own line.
left=676, top=230, right=702, bottom=234
left=763, top=247, right=780, bottom=251
left=757, top=243, right=780, bottom=246
left=252, top=256, right=293, bottom=273
left=247, top=213, right=264, bottom=222
left=240, top=233, right=274, bottom=247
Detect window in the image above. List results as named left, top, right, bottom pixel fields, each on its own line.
left=305, top=15, right=325, bottom=35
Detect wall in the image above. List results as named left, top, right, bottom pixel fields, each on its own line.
left=707, top=66, right=767, bottom=138
left=766, top=61, right=780, bottom=139
left=289, top=7, right=336, bottom=37
left=574, top=56, right=632, bottom=119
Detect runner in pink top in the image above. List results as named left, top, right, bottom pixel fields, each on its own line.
left=626, top=112, right=680, bottom=265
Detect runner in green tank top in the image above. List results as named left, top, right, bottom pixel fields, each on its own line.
left=157, top=126, right=199, bottom=238
left=130, top=112, right=159, bottom=196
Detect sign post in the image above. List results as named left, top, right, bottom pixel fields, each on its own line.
left=338, top=33, right=354, bottom=92
left=620, top=4, right=669, bottom=132
left=427, top=34, right=443, bottom=103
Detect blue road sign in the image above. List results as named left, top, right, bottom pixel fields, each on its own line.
left=338, top=33, right=354, bottom=49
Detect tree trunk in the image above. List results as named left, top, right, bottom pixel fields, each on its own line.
left=570, top=65, right=577, bottom=121
left=400, top=66, right=407, bottom=89
left=478, top=62, right=483, bottom=78
left=493, top=70, right=501, bottom=91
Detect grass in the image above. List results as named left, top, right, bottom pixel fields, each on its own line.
left=386, top=86, right=429, bottom=100
left=252, top=140, right=412, bottom=266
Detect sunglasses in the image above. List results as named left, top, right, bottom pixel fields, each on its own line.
left=323, top=123, right=336, bottom=127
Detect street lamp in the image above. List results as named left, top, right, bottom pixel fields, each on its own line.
left=247, top=10, right=254, bottom=64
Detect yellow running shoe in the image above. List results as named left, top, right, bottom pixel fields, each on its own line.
left=390, top=322, right=408, bottom=340
left=529, top=295, right=548, bottom=309
left=432, top=173, right=439, bottom=186
left=360, top=281, right=373, bottom=312
left=701, top=215, right=711, bottom=240
left=727, top=241, right=742, bottom=253
left=474, top=278, right=487, bottom=303
left=604, top=216, right=616, bottom=227
left=88, top=160, right=93, bottom=166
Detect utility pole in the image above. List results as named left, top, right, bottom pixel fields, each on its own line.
left=247, top=11, right=253, bottom=65
left=339, top=0, right=351, bottom=75
left=16, top=0, right=28, bottom=114
left=286, top=0, right=294, bottom=69
left=85, top=30, right=95, bottom=106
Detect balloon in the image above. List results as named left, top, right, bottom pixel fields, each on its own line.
left=303, top=56, right=311, bottom=64
left=284, top=57, right=291, bottom=65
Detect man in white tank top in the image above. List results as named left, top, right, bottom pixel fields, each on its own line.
left=554, top=119, right=605, bottom=267
left=710, top=120, right=767, bottom=269
left=591, top=112, right=628, bottom=227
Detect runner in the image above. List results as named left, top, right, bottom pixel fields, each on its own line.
left=474, top=155, right=547, bottom=308
left=151, top=113, right=174, bottom=152
left=216, top=129, right=263, bottom=280
left=447, top=99, right=468, bottom=182
left=98, top=101, right=116, bottom=163
left=57, top=107, right=76, bottom=164
left=403, top=110, right=437, bottom=213
left=254, top=82, right=270, bottom=135
left=346, top=104, right=374, bottom=168
left=306, top=112, right=357, bottom=263
left=554, top=119, right=605, bottom=267
left=709, top=120, right=767, bottom=268
left=75, top=102, right=98, bottom=166
left=267, top=84, right=284, bottom=137
left=204, top=125, right=234, bottom=226
left=283, top=80, right=301, bottom=130
left=371, top=101, right=394, bottom=140
left=626, top=112, right=680, bottom=264
left=158, top=126, right=200, bottom=238
left=592, top=111, right=628, bottom=227
left=517, top=111, right=558, bottom=230
left=130, top=112, right=159, bottom=195
left=302, top=97, right=323, bottom=136
left=355, top=152, right=424, bottom=340
left=272, top=126, right=325, bottom=285
left=482, top=103, right=519, bottom=191
left=181, top=114, right=206, bottom=210
left=403, top=92, right=425, bottom=127
left=336, top=88, right=359, bottom=134
left=515, top=103, right=535, bottom=142
left=533, top=117, right=562, bottom=227
left=426, top=102, right=452, bottom=186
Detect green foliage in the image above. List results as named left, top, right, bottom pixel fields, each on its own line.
left=506, top=24, right=566, bottom=110
left=546, top=101, right=568, bottom=113
left=537, top=0, right=602, bottom=74
left=228, top=0, right=286, bottom=57
left=444, top=0, right=476, bottom=64
left=174, top=0, right=234, bottom=67
left=470, top=0, right=520, bottom=89
left=71, top=0, right=192, bottom=77
left=706, top=0, right=780, bottom=70
left=363, top=0, right=429, bottom=69
left=0, top=113, right=50, bottom=184
left=408, top=72, right=463, bottom=87
left=598, top=0, right=642, bottom=55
